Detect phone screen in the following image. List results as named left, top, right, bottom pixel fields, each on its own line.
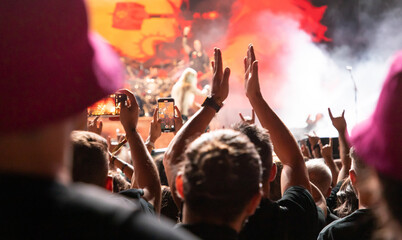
left=158, top=99, right=175, bottom=132
left=88, top=94, right=126, bottom=117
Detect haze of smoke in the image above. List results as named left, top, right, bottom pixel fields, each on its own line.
left=211, top=1, right=402, bottom=138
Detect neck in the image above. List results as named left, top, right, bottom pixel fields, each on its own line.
left=0, top=120, right=73, bottom=184
left=182, top=204, right=243, bottom=232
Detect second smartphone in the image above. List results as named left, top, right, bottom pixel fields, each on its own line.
left=157, top=98, right=175, bottom=132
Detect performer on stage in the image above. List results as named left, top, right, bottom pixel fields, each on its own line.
left=182, top=26, right=210, bottom=74
left=171, top=68, right=210, bottom=120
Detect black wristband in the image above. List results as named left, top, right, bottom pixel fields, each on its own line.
left=202, top=96, right=222, bottom=112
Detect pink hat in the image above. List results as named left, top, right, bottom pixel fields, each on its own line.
left=0, top=0, right=123, bottom=133
left=350, top=51, right=402, bottom=181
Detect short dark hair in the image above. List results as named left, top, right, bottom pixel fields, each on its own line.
left=71, top=131, right=109, bottom=187
left=232, top=122, right=273, bottom=183
left=183, top=129, right=262, bottom=222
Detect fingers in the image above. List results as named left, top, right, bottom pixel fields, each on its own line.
left=318, top=139, right=323, bottom=148
left=174, top=105, right=182, bottom=118
left=211, top=60, right=215, bottom=71
left=328, top=108, right=334, bottom=120
left=239, top=113, right=245, bottom=121
left=251, top=109, right=255, bottom=121
left=329, top=137, right=332, bottom=147
left=244, top=57, right=247, bottom=74
left=153, top=107, right=158, bottom=122
left=252, top=60, right=259, bottom=79
left=342, top=110, right=345, bottom=118
left=99, top=120, right=103, bottom=129
left=118, top=89, right=138, bottom=109
left=250, top=44, right=256, bottom=63
left=94, top=116, right=100, bottom=122
left=223, top=67, right=230, bottom=89
left=216, top=48, right=222, bottom=74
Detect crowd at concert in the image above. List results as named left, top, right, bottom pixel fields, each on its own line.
left=1, top=0, right=401, bottom=239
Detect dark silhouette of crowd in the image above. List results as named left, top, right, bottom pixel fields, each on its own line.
left=1, top=1, right=401, bottom=239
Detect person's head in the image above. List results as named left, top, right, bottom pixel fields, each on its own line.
left=334, top=177, right=358, bottom=218
left=176, top=129, right=262, bottom=228
left=0, top=0, right=123, bottom=179
left=71, top=131, right=109, bottom=187
left=349, top=147, right=376, bottom=208
left=306, top=159, right=332, bottom=198
left=193, top=40, right=202, bottom=52
left=349, top=51, right=402, bottom=238
left=269, top=159, right=283, bottom=201
left=232, top=122, right=276, bottom=197
left=178, top=68, right=198, bottom=87
left=161, top=186, right=179, bottom=222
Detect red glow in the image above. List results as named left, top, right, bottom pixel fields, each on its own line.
left=217, top=0, right=329, bottom=109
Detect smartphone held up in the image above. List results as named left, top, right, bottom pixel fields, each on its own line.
left=87, top=94, right=127, bottom=117
left=158, top=98, right=175, bottom=132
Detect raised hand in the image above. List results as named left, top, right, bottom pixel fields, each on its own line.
left=244, top=44, right=261, bottom=99
left=183, top=26, right=191, bottom=36
left=306, top=131, right=320, bottom=147
left=87, top=116, right=102, bottom=135
left=328, top=108, right=347, bottom=133
left=211, top=48, right=230, bottom=103
left=148, top=108, right=161, bottom=143
left=118, top=89, right=139, bottom=132
left=239, top=109, right=255, bottom=124
left=173, top=106, right=183, bottom=134
left=320, top=138, right=333, bottom=160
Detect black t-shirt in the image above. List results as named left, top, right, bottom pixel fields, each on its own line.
left=239, top=186, right=320, bottom=240
left=318, top=209, right=375, bottom=240
left=327, top=180, right=344, bottom=213
left=0, top=173, right=196, bottom=239
left=317, top=206, right=340, bottom=229
left=119, top=188, right=155, bottom=215
left=177, top=223, right=237, bottom=240
left=189, top=50, right=209, bottom=73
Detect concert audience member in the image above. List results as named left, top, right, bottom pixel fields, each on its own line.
left=111, top=171, right=131, bottom=193
left=349, top=51, right=402, bottom=239
left=306, top=159, right=339, bottom=225
left=182, top=27, right=210, bottom=74
left=269, top=160, right=283, bottom=201
left=235, top=45, right=323, bottom=240
left=320, top=137, right=339, bottom=187
left=164, top=49, right=264, bottom=239
left=161, top=186, right=180, bottom=222
left=72, top=111, right=160, bottom=214
left=333, top=177, right=358, bottom=218
left=318, top=147, right=377, bottom=240
left=145, top=106, right=183, bottom=153
left=171, top=68, right=209, bottom=119
left=326, top=109, right=352, bottom=213
left=0, top=1, right=195, bottom=239
left=71, top=131, right=109, bottom=188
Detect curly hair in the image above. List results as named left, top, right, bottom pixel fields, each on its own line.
left=183, top=129, right=262, bottom=222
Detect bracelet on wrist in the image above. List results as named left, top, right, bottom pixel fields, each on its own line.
left=146, top=140, right=155, bottom=149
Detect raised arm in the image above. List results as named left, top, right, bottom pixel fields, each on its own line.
left=328, top=108, right=351, bottom=183
left=244, top=45, right=311, bottom=194
left=163, top=48, right=230, bottom=207
left=320, top=138, right=339, bottom=187
left=119, top=89, right=161, bottom=213
left=145, top=108, right=161, bottom=153
left=182, top=26, right=192, bottom=55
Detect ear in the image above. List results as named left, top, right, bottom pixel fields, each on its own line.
left=175, top=174, right=185, bottom=200
left=325, top=186, right=332, bottom=198
left=245, top=191, right=262, bottom=216
left=349, top=169, right=357, bottom=188
left=269, top=163, right=277, bottom=183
